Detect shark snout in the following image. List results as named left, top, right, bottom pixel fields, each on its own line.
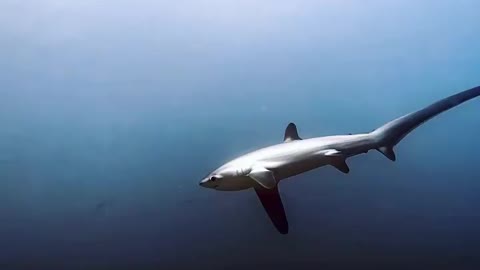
left=199, top=177, right=220, bottom=189
left=199, top=178, right=209, bottom=187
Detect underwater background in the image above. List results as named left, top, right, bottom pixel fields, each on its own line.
left=1, top=1, right=480, bottom=269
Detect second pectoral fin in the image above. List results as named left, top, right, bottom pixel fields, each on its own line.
left=330, top=158, right=350, bottom=174
left=249, top=167, right=277, bottom=189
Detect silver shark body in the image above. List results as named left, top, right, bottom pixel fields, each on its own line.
left=203, top=134, right=374, bottom=191
left=199, top=86, right=480, bottom=234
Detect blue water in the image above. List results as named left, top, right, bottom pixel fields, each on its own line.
left=1, top=1, right=480, bottom=269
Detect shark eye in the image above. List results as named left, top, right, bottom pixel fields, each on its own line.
left=210, top=176, right=217, bottom=181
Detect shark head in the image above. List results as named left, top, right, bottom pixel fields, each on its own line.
left=199, top=164, right=254, bottom=191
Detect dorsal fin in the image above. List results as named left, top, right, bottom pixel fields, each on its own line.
left=284, top=123, right=302, bottom=142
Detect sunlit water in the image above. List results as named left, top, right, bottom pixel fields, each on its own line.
left=1, top=1, right=480, bottom=269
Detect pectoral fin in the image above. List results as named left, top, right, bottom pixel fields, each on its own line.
left=254, top=186, right=288, bottom=234
left=249, top=167, right=277, bottom=189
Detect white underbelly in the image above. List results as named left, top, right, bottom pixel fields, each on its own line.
left=274, top=154, right=330, bottom=181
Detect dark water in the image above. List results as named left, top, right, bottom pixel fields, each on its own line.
left=1, top=1, right=480, bottom=269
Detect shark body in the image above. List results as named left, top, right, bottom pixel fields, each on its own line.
left=200, top=86, right=480, bottom=234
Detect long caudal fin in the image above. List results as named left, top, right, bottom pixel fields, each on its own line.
left=371, top=86, right=480, bottom=161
